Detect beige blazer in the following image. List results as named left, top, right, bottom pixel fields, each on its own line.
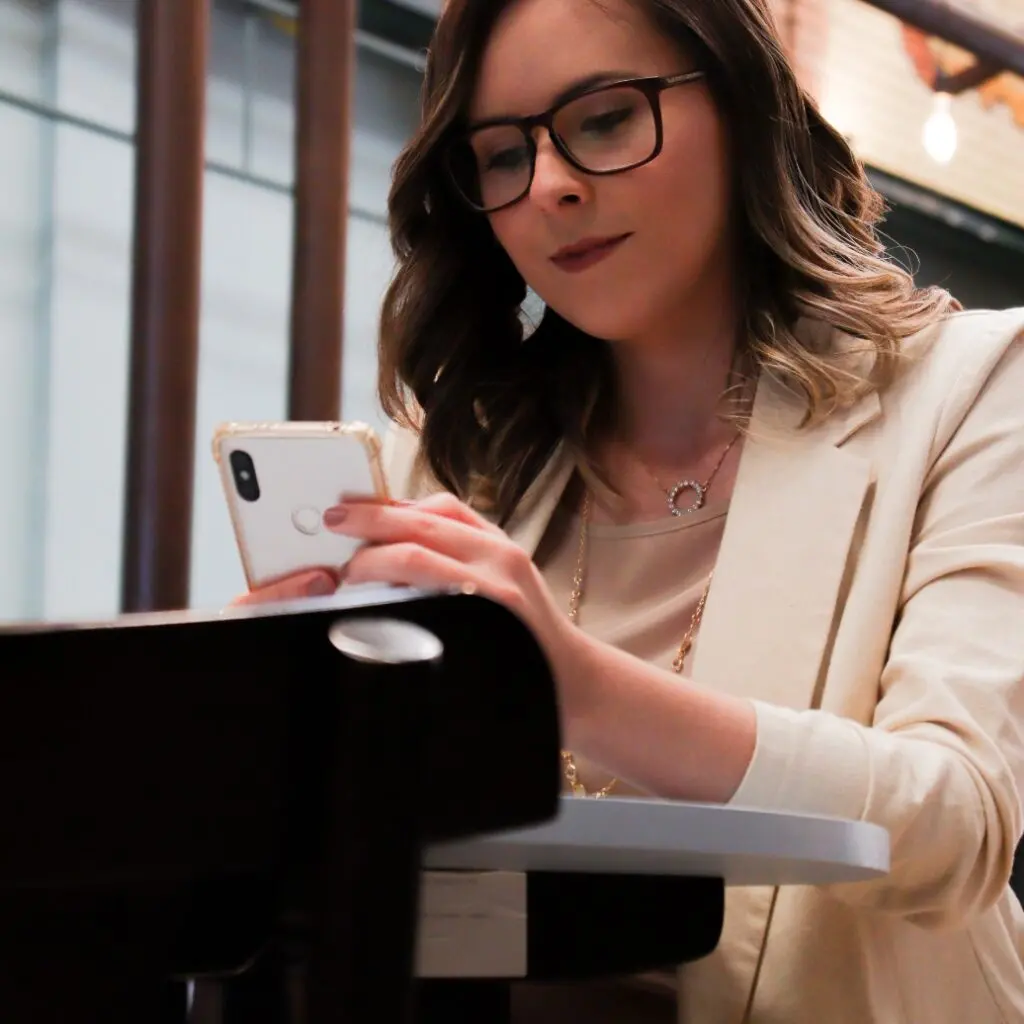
left=384, top=308, right=1024, bottom=1023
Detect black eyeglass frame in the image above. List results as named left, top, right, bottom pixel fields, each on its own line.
left=445, top=70, right=707, bottom=214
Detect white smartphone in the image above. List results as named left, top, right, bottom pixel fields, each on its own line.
left=212, top=420, right=390, bottom=590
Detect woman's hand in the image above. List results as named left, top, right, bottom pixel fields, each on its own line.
left=225, top=493, right=755, bottom=798
left=322, top=492, right=582, bottom=695
left=223, top=492, right=588, bottom=734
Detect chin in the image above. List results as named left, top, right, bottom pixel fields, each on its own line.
left=553, top=301, right=650, bottom=344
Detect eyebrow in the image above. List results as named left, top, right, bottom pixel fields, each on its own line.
left=469, top=69, right=639, bottom=129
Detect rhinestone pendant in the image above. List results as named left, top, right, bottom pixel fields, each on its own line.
left=667, top=480, right=705, bottom=517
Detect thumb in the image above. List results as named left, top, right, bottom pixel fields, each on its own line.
left=230, top=568, right=338, bottom=606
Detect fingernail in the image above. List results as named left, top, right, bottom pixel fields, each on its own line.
left=322, top=506, right=348, bottom=528
left=305, top=572, right=336, bottom=597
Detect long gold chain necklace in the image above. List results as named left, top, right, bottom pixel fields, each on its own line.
left=636, top=433, right=741, bottom=518
left=560, top=491, right=714, bottom=799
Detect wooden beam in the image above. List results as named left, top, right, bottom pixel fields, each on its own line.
left=862, top=0, right=1024, bottom=78
left=287, top=0, right=357, bottom=421
left=122, top=0, right=209, bottom=613
left=935, top=59, right=1003, bottom=95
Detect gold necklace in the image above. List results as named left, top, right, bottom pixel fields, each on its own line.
left=636, top=433, right=740, bottom=518
left=560, top=491, right=714, bottom=799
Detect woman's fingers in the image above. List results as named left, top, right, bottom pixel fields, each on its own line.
left=344, top=542, right=514, bottom=604
left=229, top=568, right=338, bottom=606
left=323, top=498, right=500, bottom=564
left=338, top=490, right=502, bottom=534
left=414, top=491, right=503, bottom=532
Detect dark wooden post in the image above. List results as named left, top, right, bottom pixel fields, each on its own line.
left=287, top=0, right=358, bottom=421
left=122, top=0, right=209, bottom=613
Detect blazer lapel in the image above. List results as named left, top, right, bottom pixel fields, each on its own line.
left=504, top=442, right=576, bottom=556
left=681, top=359, right=880, bottom=1020
left=690, top=371, right=879, bottom=710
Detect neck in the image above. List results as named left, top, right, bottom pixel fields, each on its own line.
left=610, top=300, right=742, bottom=462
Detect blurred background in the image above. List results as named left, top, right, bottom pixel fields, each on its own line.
left=0, top=0, right=1022, bottom=622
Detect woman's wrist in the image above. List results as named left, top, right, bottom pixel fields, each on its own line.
left=548, top=622, right=613, bottom=751
left=551, top=623, right=758, bottom=803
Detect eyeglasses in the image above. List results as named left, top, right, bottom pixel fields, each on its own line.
left=444, top=71, right=707, bottom=214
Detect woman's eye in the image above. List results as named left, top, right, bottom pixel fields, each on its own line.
left=580, top=106, right=634, bottom=135
left=484, top=147, right=530, bottom=172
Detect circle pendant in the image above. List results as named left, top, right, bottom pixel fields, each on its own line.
left=667, top=480, right=705, bottom=517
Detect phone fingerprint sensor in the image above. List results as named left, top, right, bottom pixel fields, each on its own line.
left=291, top=506, right=322, bottom=536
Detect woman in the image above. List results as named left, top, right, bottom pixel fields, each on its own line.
left=239, top=0, right=1024, bottom=1019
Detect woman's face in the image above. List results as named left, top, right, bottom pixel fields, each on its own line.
left=469, top=0, right=733, bottom=346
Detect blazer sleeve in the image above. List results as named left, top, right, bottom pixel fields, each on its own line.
left=728, top=329, right=1024, bottom=928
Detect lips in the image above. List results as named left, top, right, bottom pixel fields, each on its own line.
left=550, top=233, right=631, bottom=272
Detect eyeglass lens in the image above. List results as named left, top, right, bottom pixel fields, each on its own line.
left=453, top=84, right=658, bottom=211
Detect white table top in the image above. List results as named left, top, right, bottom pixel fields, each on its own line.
left=424, top=796, right=889, bottom=886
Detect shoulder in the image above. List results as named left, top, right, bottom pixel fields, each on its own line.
left=899, top=307, right=1024, bottom=389
left=883, top=307, right=1024, bottom=437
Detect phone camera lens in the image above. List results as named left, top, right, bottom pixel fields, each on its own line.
left=229, top=450, right=260, bottom=502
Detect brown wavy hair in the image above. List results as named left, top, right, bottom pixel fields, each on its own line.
left=378, top=0, right=956, bottom=522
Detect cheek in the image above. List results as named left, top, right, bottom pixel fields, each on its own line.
left=644, top=176, right=729, bottom=296
left=646, top=111, right=732, bottom=261
left=487, top=210, right=538, bottom=280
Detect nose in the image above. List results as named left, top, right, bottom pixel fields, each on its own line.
left=528, top=131, right=590, bottom=213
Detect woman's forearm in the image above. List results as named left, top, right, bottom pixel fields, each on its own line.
left=556, top=628, right=758, bottom=803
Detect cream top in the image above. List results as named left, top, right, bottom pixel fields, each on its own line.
left=535, top=486, right=728, bottom=797
left=522, top=485, right=728, bottom=1020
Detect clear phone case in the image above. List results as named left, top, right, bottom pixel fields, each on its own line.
left=212, top=421, right=389, bottom=589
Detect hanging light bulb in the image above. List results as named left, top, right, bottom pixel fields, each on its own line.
left=922, top=93, right=958, bottom=164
